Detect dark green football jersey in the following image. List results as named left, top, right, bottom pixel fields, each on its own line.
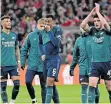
left=20, top=30, right=43, bottom=72
left=1, top=31, right=18, bottom=66
left=90, top=28, right=111, bottom=62
left=70, top=35, right=92, bottom=75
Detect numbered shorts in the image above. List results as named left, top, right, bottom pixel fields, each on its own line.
left=45, top=55, right=61, bottom=81
left=1, top=66, right=18, bottom=79
left=89, top=61, right=111, bottom=80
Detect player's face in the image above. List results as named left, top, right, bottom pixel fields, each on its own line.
left=2, top=18, right=11, bottom=29
left=45, top=18, right=53, bottom=27
left=93, top=18, right=102, bottom=29
left=37, top=23, right=45, bottom=30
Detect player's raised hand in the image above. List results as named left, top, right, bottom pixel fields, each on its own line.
left=69, top=69, right=74, bottom=76
left=44, top=25, right=51, bottom=32
left=41, top=55, right=46, bottom=61
left=95, top=3, right=100, bottom=12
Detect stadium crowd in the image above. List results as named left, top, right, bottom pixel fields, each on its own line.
left=1, top=0, right=111, bottom=55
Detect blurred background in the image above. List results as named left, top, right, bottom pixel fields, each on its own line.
left=1, top=0, right=111, bottom=63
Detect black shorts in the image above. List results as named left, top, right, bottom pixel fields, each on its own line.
left=89, top=61, right=111, bottom=80
left=79, top=75, right=89, bottom=83
left=1, top=66, right=18, bottom=80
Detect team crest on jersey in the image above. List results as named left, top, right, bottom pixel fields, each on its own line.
left=93, top=32, right=104, bottom=44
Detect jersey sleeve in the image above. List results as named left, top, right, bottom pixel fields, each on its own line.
left=47, top=27, right=63, bottom=47
left=39, top=34, right=45, bottom=56
left=20, top=34, right=30, bottom=67
left=70, top=38, right=80, bottom=71
left=104, top=26, right=111, bottom=35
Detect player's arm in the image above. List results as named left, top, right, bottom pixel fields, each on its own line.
left=15, top=34, right=21, bottom=71
left=39, top=33, right=45, bottom=61
left=15, top=45, right=21, bottom=71
left=80, top=8, right=95, bottom=31
left=70, top=38, right=79, bottom=76
left=47, top=27, right=63, bottom=47
left=95, top=3, right=110, bottom=31
left=20, top=35, right=30, bottom=69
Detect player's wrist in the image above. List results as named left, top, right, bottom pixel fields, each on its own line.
left=17, top=60, right=21, bottom=64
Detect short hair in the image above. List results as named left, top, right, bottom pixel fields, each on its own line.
left=37, top=18, right=46, bottom=24
left=1, top=15, right=10, bottom=20
left=46, top=14, right=55, bottom=20
left=93, top=13, right=104, bottom=18
left=93, top=14, right=99, bottom=18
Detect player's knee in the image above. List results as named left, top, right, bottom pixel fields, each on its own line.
left=13, top=80, right=20, bottom=91
left=47, top=77, right=55, bottom=86
left=89, top=78, right=98, bottom=87
left=89, top=82, right=96, bottom=87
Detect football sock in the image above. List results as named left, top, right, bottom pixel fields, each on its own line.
left=81, top=84, right=88, bottom=104
left=45, top=86, right=53, bottom=103
left=11, top=80, right=20, bottom=100
left=88, top=86, right=95, bottom=103
left=52, top=85, right=60, bottom=103
left=1, top=82, right=8, bottom=103
left=108, top=91, right=111, bottom=103
left=95, top=86, right=100, bottom=104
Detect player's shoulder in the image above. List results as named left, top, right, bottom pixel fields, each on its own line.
left=54, top=25, right=62, bottom=31
left=76, top=37, right=82, bottom=41
left=10, top=31, right=18, bottom=37
left=10, top=31, right=17, bottom=35
left=28, top=30, right=37, bottom=37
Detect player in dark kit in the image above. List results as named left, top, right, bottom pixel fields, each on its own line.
left=1, top=15, right=21, bottom=104
left=20, top=18, right=46, bottom=104
left=39, top=15, right=63, bottom=104
left=80, top=3, right=111, bottom=103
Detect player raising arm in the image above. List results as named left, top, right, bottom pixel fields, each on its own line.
left=80, top=3, right=110, bottom=32
left=80, top=3, right=111, bottom=103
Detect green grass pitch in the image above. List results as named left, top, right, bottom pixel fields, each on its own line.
left=1, top=84, right=110, bottom=104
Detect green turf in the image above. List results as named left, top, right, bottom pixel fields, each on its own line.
left=1, top=84, right=110, bottom=104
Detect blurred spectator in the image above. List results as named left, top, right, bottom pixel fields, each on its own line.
left=1, top=0, right=111, bottom=56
